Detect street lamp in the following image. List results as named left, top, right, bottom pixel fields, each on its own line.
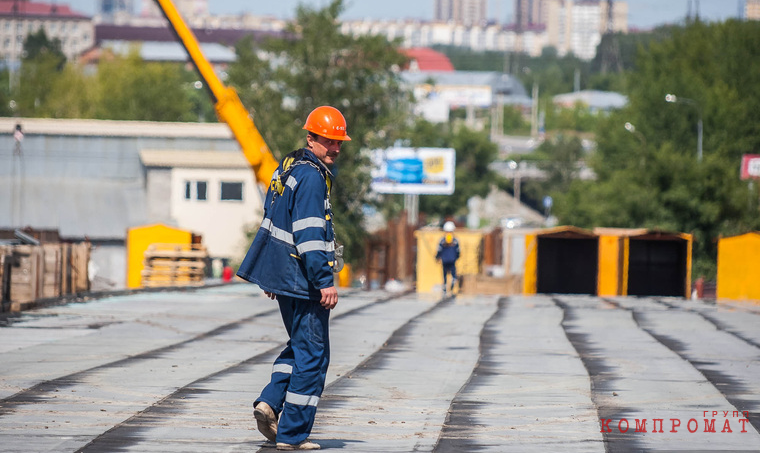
left=665, top=94, right=703, bottom=162
left=508, top=160, right=521, bottom=211
left=624, top=122, right=647, bottom=147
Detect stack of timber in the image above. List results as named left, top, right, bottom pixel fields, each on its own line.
left=141, top=243, right=208, bottom=287
left=459, top=273, right=522, bottom=296
left=0, top=242, right=91, bottom=312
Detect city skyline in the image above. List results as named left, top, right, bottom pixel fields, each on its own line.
left=66, top=0, right=740, bottom=30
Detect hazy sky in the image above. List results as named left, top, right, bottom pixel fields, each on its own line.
left=68, top=0, right=741, bottom=30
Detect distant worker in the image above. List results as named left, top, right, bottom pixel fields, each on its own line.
left=236, top=105, right=350, bottom=451
left=436, top=221, right=460, bottom=295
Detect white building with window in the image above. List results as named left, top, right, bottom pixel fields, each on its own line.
left=0, top=0, right=94, bottom=63
left=140, top=149, right=263, bottom=261
left=0, top=117, right=263, bottom=289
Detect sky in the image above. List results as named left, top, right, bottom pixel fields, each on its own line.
left=66, top=0, right=742, bottom=30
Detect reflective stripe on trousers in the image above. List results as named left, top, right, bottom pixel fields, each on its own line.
left=256, top=295, right=330, bottom=445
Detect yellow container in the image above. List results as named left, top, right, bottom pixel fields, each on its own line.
left=593, top=228, right=692, bottom=298
left=415, top=228, right=484, bottom=293
left=717, top=232, right=760, bottom=301
left=126, top=224, right=193, bottom=289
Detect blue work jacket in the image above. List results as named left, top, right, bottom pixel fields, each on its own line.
left=436, top=236, right=460, bottom=265
left=237, top=148, right=336, bottom=300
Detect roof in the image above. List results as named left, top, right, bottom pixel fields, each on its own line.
left=0, top=0, right=88, bottom=19
left=594, top=227, right=691, bottom=240
left=140, top=149, right=249, bottom=169
left=95, top=24, right=287, bottom=46
left=402, top=47, right=454, bottom=72
left=532, top=225, right=597, bottom=238
left=99, top=40, right=236, bottom=64
left=401, top=70, right=530, bottom=98
left=553, top=90, right=628, bottom=111
left=0, top=117, right=232, bottom=139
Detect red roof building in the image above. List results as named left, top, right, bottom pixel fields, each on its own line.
left=0, top=0, right=88, bottom=18
left=0, top=0, right=93, bottom=61
left=401, top=47, right=454, bottom=72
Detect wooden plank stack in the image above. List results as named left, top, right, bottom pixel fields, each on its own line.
left=0, top=242, right=91, bottom=312
left=141, top=243, right=208, bottom=288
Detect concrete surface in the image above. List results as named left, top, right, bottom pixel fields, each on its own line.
left=0, top=284, right=758, bottom=452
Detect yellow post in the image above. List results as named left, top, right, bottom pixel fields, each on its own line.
left=597, top=235, right=621, bottom=296
left=522, top=233, right=537, bottom=294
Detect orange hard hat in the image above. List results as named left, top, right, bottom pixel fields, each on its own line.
left=303, top=106, right=351, bottom=141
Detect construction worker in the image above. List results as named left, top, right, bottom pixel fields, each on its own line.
left=436, top=221, right=460, bottom=295
left=236, top=105, right=350, bottom=451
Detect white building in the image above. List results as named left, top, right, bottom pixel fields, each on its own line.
left=342, top=0, right=627, bottom=61
left=0, top=117, right=262, bottom=289
left=0, top=0, right=94, bottom=62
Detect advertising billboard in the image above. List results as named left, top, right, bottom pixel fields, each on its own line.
left=370, top=147, right=456, bottom=195
left=740, top=154, right=760, bottom=180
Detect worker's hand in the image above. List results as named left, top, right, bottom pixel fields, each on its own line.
left=320, top=286, right=338, bottom=309
left=264, top=291, right=277, bottom=300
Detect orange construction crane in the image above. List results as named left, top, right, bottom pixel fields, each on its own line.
left=152, top=0, right=279, bottom=186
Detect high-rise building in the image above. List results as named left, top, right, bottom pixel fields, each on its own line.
left=98, top=0, right=133, bottom=23
left=515, top=0, right=547, bottom=29
left=747, top=0, right=760, bottom=20
left=141, top=0, right=208, bottom=20
left=434, top=0, right=487, bottom=25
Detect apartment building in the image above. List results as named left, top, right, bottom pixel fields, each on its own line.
left=746, top=0, right=760, bottom=20
left=0, top=0, right=94, bottom=62
left=434, top=0, right=488, bottom=26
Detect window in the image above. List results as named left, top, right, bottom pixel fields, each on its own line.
left=220, top=181, right=243, bottom=201
left=184, top=180, right=208, bottom=201
left=196, top=181, right=207, bottom=200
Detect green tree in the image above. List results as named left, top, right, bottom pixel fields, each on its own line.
left=92, top=48, right=194, bottom=122
left=227, top=0, right=410, bottom=265
left=14, top=29, right=68, bottom=117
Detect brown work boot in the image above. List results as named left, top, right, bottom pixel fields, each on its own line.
left=253, top=401, right=278, bottom=442
left=276, top=439, right=321, bottom=450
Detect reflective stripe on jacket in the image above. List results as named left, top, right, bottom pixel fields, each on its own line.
left=237, top=148, right=335, bottom=300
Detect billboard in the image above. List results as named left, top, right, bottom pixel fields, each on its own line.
left=740, top=154, right=760, bottom=180
left=370, top=147, right=456, bottom=195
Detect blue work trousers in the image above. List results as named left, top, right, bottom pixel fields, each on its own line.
left=442, top=263, right=458, bottom=290
left=257, top=295, right=331, bottom=445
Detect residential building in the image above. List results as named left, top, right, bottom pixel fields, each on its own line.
left=540, top=0, right=627, bottom=60
left=515, top=0, right=548, bottom=29
left=746, top=0, right=760, bottom=20
left=434, top=0, right=488, bottom=26
left=0, top=0, right=94, bottom=62
left=97, top=0, right=133, bottom=23
left=401, top=70, right=532, bottom=124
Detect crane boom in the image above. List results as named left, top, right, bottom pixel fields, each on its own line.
left=152, top=0, right=279, bottom=186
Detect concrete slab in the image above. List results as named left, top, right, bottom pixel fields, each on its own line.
left=0, top=285, right=758, bottom=452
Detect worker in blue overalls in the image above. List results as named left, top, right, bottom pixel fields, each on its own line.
left=436, top=221, right=460, bottom=295
left=237, top=106, right=350, bottom=451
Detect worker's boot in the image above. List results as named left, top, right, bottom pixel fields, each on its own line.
left=253, top=401, right=278, bottom=442
left=276, top=439, right=321, bottom=450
